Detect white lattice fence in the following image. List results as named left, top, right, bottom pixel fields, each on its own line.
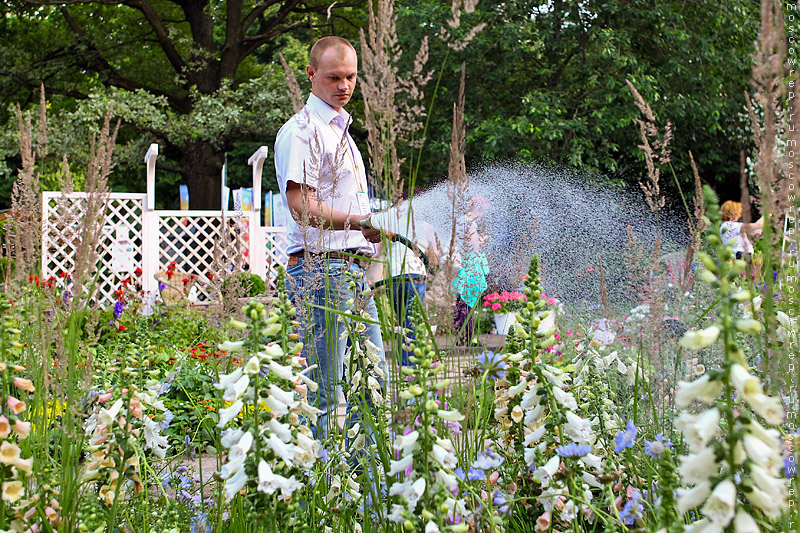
left=42, top=192, right=146, bottom=308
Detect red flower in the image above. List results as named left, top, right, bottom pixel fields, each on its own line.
left=29, top=275, right=39, bottom=286
left=134, top=267, right=142, bottom=277
left=206, top=273, right=214, bottom=281
left=117, top=325, right=125, bottom=332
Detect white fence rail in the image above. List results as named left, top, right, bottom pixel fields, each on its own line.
left=41, top=145, right=289, bottom=307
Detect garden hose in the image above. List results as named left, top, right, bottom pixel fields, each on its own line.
left=359, top=214, right=431, bottom=271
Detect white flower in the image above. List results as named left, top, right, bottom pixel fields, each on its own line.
left=269, top=360, right=295, bottom=381
left=701, top=479, right=736, bottom=526
left=520, top=387, right=541, bottom=410
left=729, top=365, right=763, bottom=397
left=224, top=464, right=248, bottom=501
left=393, top=430, right=420, bottom=452
left=677, top=481, right=711, bottom=514
left=683, top=518, right=724, bottom=533
left=675, top=409, right=719, bottom=451
left=215, top=368, right=243, bottom=391
left=219, top=340, right=246, bottom=352
left=243, top=356, right=261, bottom=375
left=532, top=455, right=560, bottom=488
left=297, top=400, right=324, bottom=425
left=524, top=425, right=546, bottom=446
left=257, top=459, right=276, bottom=494
left=679, top=447, right=719, bottom=485
left=217, top=400, right=243, bottom=428
left=564, top=411, right=595, bottom=444
left=268, top=417, right=292, bottom=443
left=552, top=387, right=578, bottom=410
left=507, top=379, right=528, bottom=398
left=437, top=410, right=465, bottom=422
left=388, top=455, right=414, bottom=476
left=732, top=509, right=760, bottom=533
left=143, top=417, right=169, bottom=458
left=524, top=404, right=545, bottom=426
left=742, top=434, right=782, bottom=471
left=750, top=463, right=788, bottom=500
left=679, top=326, right=720, bottom=351
left=744, top=484, right=787, bottom=519
left=580, top=453, right=602, bottom=471
left=741, top=392, right=784, bottom=425
left=268, top=433, right=296, bottom=466
left=425, top=521, right=440, bottom=533
left=744, top=418, right=781, bottom=448
left=99, top=399, right=124, bottom=427
left=430, top=444, right=457, bottom=469
left=221, top=428, right=244, bottom=448
left=735, top=319, right=762, bottom=334
left=435, top=469, right=459, bottom=494
left=223, top=375, right=250, bottom=402
left=675, top=375, right=723, bottom=408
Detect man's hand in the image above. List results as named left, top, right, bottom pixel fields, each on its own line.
left=360, top=226, right=382, bottom=243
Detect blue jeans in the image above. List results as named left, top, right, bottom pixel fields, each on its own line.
left=286, top=256, right=388, bottom=440
left=389, top=275, right=426, bottom=367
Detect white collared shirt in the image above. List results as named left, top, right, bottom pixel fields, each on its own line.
left=275, top=93, right=373, bottom=255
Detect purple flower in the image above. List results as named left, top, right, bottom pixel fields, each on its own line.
left=473, top=448, right=504, bottom=471
left=556, top=442, right=591, bottom=458
left=454, top=467, right=465, bottom=480
left=477, top=350, right=507, bottom=381
left=785, top=455, right=797, bottom=479
left=615, top=420, right=637, bottom=452
left=619, top=488, right=644, bottom=525
left=113, top=300, right=124, bottom=319
left=644, top=433, right=673, bottom=458
left=467, top=467, right=486, bottom=481
left=492, top=490, right=512, bottom=515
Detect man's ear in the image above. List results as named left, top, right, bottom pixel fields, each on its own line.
left=306, top=65, right=315, bottom=81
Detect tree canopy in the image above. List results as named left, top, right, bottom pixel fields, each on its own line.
left=0, top=0, right=762, bottom=209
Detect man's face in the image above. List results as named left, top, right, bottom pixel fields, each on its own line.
left=307, top=46, right=358, bottom=111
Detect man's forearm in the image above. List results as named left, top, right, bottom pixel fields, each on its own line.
left=286, top=185, right=365, bottom=231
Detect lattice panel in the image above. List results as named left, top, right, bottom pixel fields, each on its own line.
left=42, top=193, right=145, bottom=307
left=158, top=214, right=253, bottom=303
left=263, top=229, right=290, bottom=288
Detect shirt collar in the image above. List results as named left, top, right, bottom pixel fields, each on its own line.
left=307, top=93, right=350, bottom=127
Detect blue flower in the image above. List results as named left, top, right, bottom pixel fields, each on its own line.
left=619, top=488, right=643, bottom=525
left=472, top=448, right=504, bottom=471
left=159, top=409, right=174, bottom=430
left=785, top=455, right=797, bottom=479
left=644, top=433, right=673, bottom=458
left=467, top=467, right=486, bottom=481
left=477, top=351, right=507, bottom=381
left=492, top=490, right=512, bottom=515
left=113, top=300, right=124, bottom=319
left=555, top=442, right=591, bottom=458
left=615, top=420, right=637, bottom=452
left=454, top=467, right=465, bottom=480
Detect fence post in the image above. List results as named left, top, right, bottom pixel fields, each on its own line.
left=142, top=144, right=159, bottom=313
left=248, top=146, right=269, bottom=282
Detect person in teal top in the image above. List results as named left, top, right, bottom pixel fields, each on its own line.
left=452, top=196, right=489, bottom=344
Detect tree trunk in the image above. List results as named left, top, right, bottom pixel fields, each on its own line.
left=181, top=141, right=225, bottom=210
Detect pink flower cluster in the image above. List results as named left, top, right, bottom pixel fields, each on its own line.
left=482, top=291, right=527, bottom=314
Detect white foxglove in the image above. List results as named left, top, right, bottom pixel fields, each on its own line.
left=677, top=481, right=711, bottom=514
left=679, top=326, right=720, bottom=351
left=701, top=479, right=736, bottom=526
left=675, top=375, right=723, bottom=408
left=742, top=434, right=782, bottom=471
left=744, top=484, right=786, bottom=519
left=675, top=409, right=719, bottom=451
left=729, top=365, right=762, bottom=397
left=217, top=400, right=243, bottom=428
left=741, top=392, right=784, bottom=425
left=732, top=509, right=760, bottom=533
left=679, top=447, right=719, bottom=485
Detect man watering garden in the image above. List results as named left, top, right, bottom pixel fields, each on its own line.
left=274, top=37, right=388, bottom=448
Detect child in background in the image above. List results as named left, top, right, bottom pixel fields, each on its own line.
left=720, top=200, right=763, bottom=260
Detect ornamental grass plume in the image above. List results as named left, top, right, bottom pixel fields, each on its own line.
left=673, top=186, right=788, bottom=530
left=214, top=269, right=322, bottom=522
left=387, top=297, right=474, bottom=533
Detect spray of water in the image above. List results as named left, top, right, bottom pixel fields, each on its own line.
left=383, top=161, right=690, bottom=310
